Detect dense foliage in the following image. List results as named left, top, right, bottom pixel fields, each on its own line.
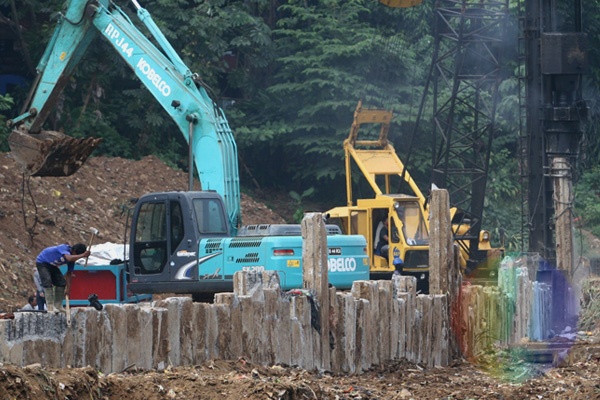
left=1, top=0, right=599, bottom=248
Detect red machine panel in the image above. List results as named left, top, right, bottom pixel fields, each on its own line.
left=70, top=270, right=120, bottom=301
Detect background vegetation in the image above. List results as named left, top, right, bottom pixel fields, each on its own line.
left=0, top=0, right=599, bottom=252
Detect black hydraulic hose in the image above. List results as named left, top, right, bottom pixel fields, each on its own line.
left=61, top=0, right=95, bottom=26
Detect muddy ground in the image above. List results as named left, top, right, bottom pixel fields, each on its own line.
left=1, top=355, right=600, bottom=399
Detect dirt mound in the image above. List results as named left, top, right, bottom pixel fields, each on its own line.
left=0, top=153, right=285, bottom=312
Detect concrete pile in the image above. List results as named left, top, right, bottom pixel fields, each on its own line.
left=0, top=272, right=451, bottom=373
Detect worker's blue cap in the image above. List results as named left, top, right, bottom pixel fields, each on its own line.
left=393, top=256, right=404, bottom=265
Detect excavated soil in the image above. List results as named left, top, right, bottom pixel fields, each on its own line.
left=1, top=357, right=600, bottom=399
left=1, top=152, right=600, bottom=399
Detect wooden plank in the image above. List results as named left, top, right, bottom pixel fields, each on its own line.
left=215, top=304, right=232, bottom=360
left=396, top=297, right=407, bottom=359
left=421, top=295, right=433, bottom=366
left=264, top=289, right=279, bottom=365
left=191, top=302, right=209, bottom=364
left=354, top=298, right=369, bottom=372
left=124, top=304, right=143, bottom=369
left=206, top=305, right=219, bottom=360
left=240, top=296, right=255, bottom=361
left=275, top=293, right=292, bottom=366
left=399, top=292, right=414, bottom=361
left=331, top=292, right=345, bottom=372
left=215, top=293, right=242, bottom=358
left=151, top=307, right=169, bottom=370
left=179, top=298, right=194, bottom=366
left=459, top=285, right=472, bottom=359
left=378, top=280, right=392, bottom=362
left=429, top=189, right=452, bottom=294
left=389, top=297, right=400, bottom=360
left=414, top=296, right=423, bottom=364
left=96, top=310, right=112, bottom=373
left=448, top=246, right=462, bottom=360
left=106, top=304, right=127, bottom=372
left=343, top=294, right=357, bottom=373
left=352, top=281, right=379, bottom=365
left=434, top=294, right=451, bottom=367
left=301, top=212, right=331, bottom=371
left=153, top=298, right=188, bottom=367
left=290, top=296, right=313, bottom=369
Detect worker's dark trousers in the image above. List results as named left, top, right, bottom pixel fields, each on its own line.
left=35, top=290, right=46, bottom=311
left=36, top=263, right=66, bottom=288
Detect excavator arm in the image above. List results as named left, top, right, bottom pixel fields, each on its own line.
left=8, top=0, right=105, bottom=177
left=8, top=0, right=241, bottom=234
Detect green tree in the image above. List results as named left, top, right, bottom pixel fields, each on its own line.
left=575, top=165, right=600, bottom=237
left=233, top=0, right=433, bottom=204
left=0, top=94, right=14, bottom=152
left=3, top=0, right=600, bottom=243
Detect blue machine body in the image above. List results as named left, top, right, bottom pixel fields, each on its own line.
left=127, top=191, right=369, bottom=296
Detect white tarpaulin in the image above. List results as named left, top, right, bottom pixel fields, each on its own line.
left=75, top=242, right=129, bottom=266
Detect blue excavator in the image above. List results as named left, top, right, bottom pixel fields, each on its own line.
left=8, top=0, right=369, bottom=301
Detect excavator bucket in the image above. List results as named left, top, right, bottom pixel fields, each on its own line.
left=8, top=130, right=102, bottom=177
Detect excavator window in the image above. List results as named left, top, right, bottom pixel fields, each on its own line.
left=395, top=202, right=429, bottom=245
left=170, top=201, right=184, bottom=253
left=133, top=201, right=167, bottom=274
left=192, top=198, right=227, bottom=235
left=390, top=219, right=400, bottom=243
left=373, top=209, right=388, bottom=252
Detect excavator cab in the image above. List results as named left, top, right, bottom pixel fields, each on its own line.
left=8, top=129, right=102, bottom=177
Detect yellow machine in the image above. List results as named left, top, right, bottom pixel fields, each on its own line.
left=326, top=102, right=503, bottom=292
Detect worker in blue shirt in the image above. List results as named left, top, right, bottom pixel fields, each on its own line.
left=35, top=243, right=90, bottom=313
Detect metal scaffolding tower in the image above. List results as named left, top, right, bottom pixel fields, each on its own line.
left=429, top=0, right=509, bottom=272
left=523, top=0, right=587, bottom=273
